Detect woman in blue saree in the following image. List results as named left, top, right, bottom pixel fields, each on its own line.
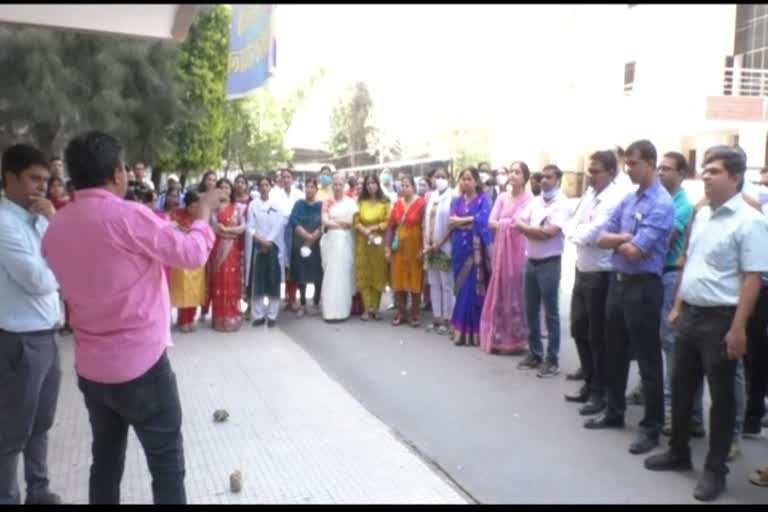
left=449, top=167, right=493, bottom=346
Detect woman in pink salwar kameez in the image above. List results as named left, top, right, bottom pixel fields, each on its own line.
left=479, top=162, right=532, bottom=354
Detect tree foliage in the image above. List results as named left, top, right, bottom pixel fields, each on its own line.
left=0, top=24, right=181, bottom=162
left=327, top=81, right=377, bottom=164
left=159, top=5, right=230, bottom=177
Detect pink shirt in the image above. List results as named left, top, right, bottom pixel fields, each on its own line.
left=520, top=192, right=572, bottom=260
left=42, top=189, right=214, bottom=384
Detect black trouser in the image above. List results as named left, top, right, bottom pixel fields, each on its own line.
left=604, top=274, right=664, bottom=433
left=670, top=304, right=737, bottom=476
left=745, top=286, right=768, bottom=427
left=298, top=281, right=322, bottom=307
left=0, top=330, right=61, bottom=505
left=570, top=270, right=611, bottom=400
left=77, top=351, right=186, bottom=504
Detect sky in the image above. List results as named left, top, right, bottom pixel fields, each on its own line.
left=268, top=4, right=626, bottom=161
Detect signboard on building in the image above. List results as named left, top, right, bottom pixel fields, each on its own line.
left=706, top=96, right=766, bottom=122
left=226, top=4, right=276, bottom=100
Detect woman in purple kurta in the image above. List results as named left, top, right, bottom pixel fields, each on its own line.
left=449, top=168, right=492, bottom=346
left=479, top=163, right=532, bottom=354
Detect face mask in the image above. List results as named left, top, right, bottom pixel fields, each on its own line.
left=381, top=175, right=392, bottom=186
left=435, top=178, right=449, bottom=192
left=496, top=175, right=508, bottom=186
left=542, top=187, right=558, bottom=201
left=417, top=183, right=428, bottom=195
left=320, top=175, right=332, bottom=187
left=479, top=173, right=490, bottom=184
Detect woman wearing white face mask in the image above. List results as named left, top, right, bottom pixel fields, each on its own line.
left=379, top=169, right=398, bottom=203
left=422, top=168, right=456, bottom=335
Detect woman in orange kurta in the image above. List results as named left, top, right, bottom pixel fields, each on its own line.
left=385, top=175, right=426, bottom=327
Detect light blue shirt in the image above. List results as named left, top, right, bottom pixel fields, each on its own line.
left=680, top=193, right=768, bottom=307
left=0, top=199, right=61, bottom=331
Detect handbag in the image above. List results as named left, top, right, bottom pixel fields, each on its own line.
left=391, top=199, right=415, bottom=252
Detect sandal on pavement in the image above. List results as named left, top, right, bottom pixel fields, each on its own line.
left=361, top=312, right=370, bottom=321
left=750, top=467, right=768, bottom=487
left=410, top=319, right=422, bottom=328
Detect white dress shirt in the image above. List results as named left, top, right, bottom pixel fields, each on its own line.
left=566, top=181, right=627, bottom=272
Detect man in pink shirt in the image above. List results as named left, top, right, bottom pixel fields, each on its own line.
left=515, top=164, right=572, bottom=378
left=42, top=131, right=223, bottom=505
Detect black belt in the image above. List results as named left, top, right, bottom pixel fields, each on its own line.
left=663, top=265, right=681, bottom=274
left=682, top=303, right=737, bottom=315
left=614, top=272, right=659, bottom=283
left=529, top=255, right=561, bottom=266
left=0, top=327, right=57, bottom=337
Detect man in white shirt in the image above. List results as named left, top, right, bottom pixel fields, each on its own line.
left=269, top=168, right=304, bottom=311
left=0, top=145, right=62, bottom=505
left=564, top=151, right=626, bottom=415
left=515, top=164, right=573, bottom=378
left=613, top=144, right=636, bottom=194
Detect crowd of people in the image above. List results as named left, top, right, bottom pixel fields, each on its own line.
left=1, top=130, right=768, bottom=504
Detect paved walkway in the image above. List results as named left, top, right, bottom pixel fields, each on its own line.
left=43, top=328, right=468, bottom=504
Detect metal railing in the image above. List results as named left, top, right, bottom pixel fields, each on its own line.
left=723, top=66, right=768, bottom=96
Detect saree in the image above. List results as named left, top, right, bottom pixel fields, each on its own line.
left=479, top=191, right=531, bottom=354
left=169, top=208, right=208, bottom=309
left=289, top=199, right=324, bottom=285
left=320, top=196, right=358, bottom=320
left=209, top=203, right=246, bottom=332
left=450, top=193, right=493, bottom=345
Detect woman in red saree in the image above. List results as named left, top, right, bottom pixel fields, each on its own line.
left=209, top=178, right=247, bottom=332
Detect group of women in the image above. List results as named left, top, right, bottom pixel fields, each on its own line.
left=114, top=163, right=537, bottom=358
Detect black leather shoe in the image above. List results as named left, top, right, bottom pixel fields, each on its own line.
left=694, top=470, right=726, bottom=502
left=644, top=450, right=693, bottom=471
left=584, top=413, right=624, bottom=430
left=252, top=318, right=266, bottom=327
left=564, top=386, right=589, bottom=403
left=579, top=399, right=605, bottom=416
left=566, top=368, right=584, bottom=381
left=629, top=431, right=659, bottom=455
left=267, top=319, right=276, bottom=328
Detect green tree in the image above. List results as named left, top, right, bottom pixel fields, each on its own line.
left=440, top=123, right=491, bottom=177
left=160, top=4, right=230, bottom=179
left=0, top=24, right=182, bottom=162
left=222, top=67, right=327, bottom=174
left=327, top=81, right=377, bottom=166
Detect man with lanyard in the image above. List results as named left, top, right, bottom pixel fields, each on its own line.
left=586, top=139, right=674, bottom=457
left=656, top=152, right=702, bottom=438
left=644, top=145, right=768, bottom=501
left=563, top=150, right=626, bottom=415
left=0, top=144, right=62, bottom=505
left=270, top=168, right=303, bottom=312
left=515, top=164, right=572, bottom=378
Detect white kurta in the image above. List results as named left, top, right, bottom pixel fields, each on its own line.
left=319, top=196, right=359, bottom=321
left=245, top=196, right=287, bottom=286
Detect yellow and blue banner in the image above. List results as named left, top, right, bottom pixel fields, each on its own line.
left=227, top=4, right=276, bottom=99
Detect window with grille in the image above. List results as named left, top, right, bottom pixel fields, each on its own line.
left=624, top=61, right=635, bottom=94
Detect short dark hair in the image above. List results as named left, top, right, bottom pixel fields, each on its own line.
left=126, top=183, right=154, bottom=205
left=304, top=177, right=318, bottom=190
left=50, top=156, right=62, bottom=163
left=460, top=167, right=484, bottom=194
left=531, top=171, right=544, bottom=182
left=509, top=161, right=531, bottom=184
left=1, top=144, right=49, bottom=186
left=477, top=161, right=491, bottom=170
left=703, top=145, right=747, bottom=177
left=133, top=160, right=146, bottom=169
left=541, top=164, right=563, bottom=181
left=614, top=145, right=625, bottom=158
left=662, top=151, right=689, bottom=175
left=589, top=150, right=618, bottom=174
left=184, top=190, right=200, bottom=207
left=281, top=168, right=293, bottom=177
left=360, top=174, right=385, bottom=202
left=255, top=174, right=270, bottom=188
left=216, top=177, right=235, bottom=202
left=64, top=131, right=124, bottom=191
left=319, top=165, right=332, bottom=175
left=625, top=139, right=657, bottom=166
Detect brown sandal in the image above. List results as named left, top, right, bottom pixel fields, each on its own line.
left=750, top=467, right=768, bottom=487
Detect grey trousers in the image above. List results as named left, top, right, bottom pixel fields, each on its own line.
left=0, top=330, right=61, bottom=504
